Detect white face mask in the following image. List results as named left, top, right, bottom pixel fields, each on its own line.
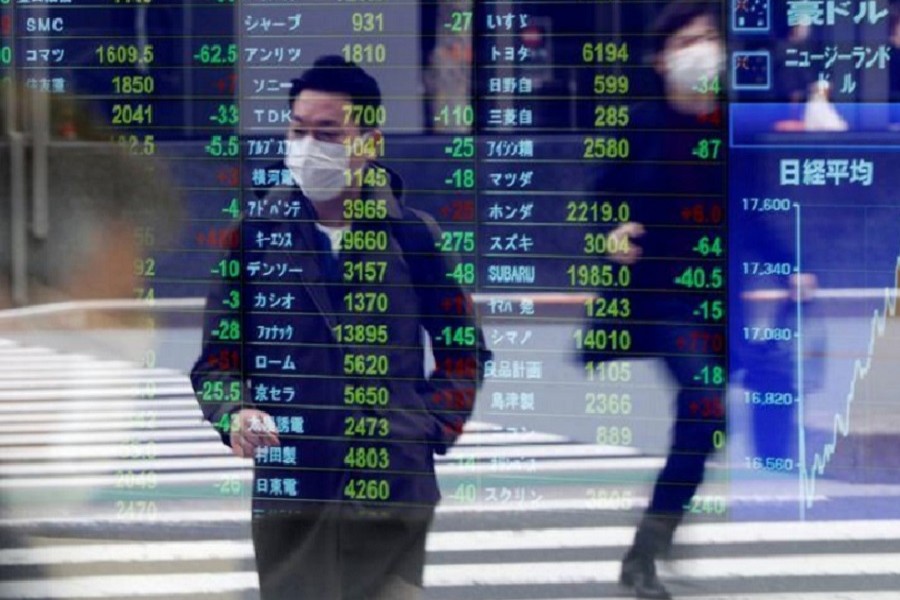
left=664, top=40, right=723, bottom=96
left=285, top=135, right=349, bottom=203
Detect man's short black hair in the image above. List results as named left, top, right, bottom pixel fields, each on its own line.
left=287, top=55, right=382, bottom=127
left=649, top=0, right=720, bottom=57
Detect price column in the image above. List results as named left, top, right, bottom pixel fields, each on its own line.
left=475, top=2, right=566, bottom=510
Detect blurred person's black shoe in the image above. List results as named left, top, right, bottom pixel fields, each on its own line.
left=619, top=514, right=679, bottom=599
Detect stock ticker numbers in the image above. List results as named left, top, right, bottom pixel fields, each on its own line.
left=6, top=0, right=727, bottom=513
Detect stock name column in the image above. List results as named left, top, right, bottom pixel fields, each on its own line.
left=239, top=0, right=453, bottom=509
left=475, top=1, right=728, bottom=511
left=475, top=1, right=553, bottom=509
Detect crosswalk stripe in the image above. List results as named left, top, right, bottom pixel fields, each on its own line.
left=454, top=431, right=568, bottom=445
left=0, top=456, right=243, bottom=477
left=427, top=520, right=900, bottom=551
left=0, top=572, right=259, bottom=599
left=3, top=552, right=900, bottom=597
left=0, top=428, right=220, bottom=446
left=0, top=427, right=579, bottom=448
left=6, top=520, right=900, bottom=565
left=0, top=453, right=654, bottom=478
left=461, top=421, right=514, bottom=433
left=0, top=409, right=205, bottom=423
left=0, top=347, right=58, bottom=356
left=0, top=376, right=189, bottom=390
left=0, top=442, right=228, bottom=461
left=0, top=424, right=569, bottom=448
left=0, top=386, right=195, bottom=401
left=3, top=492, right=838, bottom=522
left=7, top=516, right=894, bottom=546
left=0, top=355, right=112, bottom=365
left=0, top=418, right=210, bottom=434
left=0, top=541, right=254, bottom=565
left=445, top=443, right=638, bottom=459
left=0, top=362, right=137, bottom=373
left=436, top=495, right=826, bottom=513
left=0, top=511, right=249, bottom=530
left=424, top=553, right=900, bottom=587
left=0, top=399, right=204, bottom=413
left=0, top=469, right=248, bottom=489
left=438, top=457, right=664, bottom=475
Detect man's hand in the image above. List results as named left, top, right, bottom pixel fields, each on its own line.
left=607, top=222, right=645, bottom=265
left=229, top=408, right=281, bottom=458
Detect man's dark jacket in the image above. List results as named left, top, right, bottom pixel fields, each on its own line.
left=190, top=166, right=490, bottom=512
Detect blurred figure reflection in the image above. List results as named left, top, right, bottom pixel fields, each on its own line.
left=587, top=3, right=725, bottom=598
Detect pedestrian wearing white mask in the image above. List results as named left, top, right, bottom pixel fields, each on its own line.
left=587, top=3, right=726, bottom=598
left=191, top=56, right=489, bottom=599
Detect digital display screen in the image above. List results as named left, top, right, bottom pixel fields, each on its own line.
left=1, top=0, right=900, bottom=597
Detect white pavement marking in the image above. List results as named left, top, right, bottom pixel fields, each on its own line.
left=0, top=428, right=221, bottom=446
left=0, top=362, right=137, bottom=373
left=0, top=409, right=204, bottom=423
left=423, top=553, right=900, bottom=587
left=0, top=426, right=565, bottom=447
left=0, top=376, right=189, bottom=390
left=4, top=520, right=898, bottom=554
left=438, top=457, right=664, bottom=475
left=0, top=455, right=243, bottom=476
left=0, top=399, right=201, bottom=413
left=426, top=520, right=900, bottom=551
left=0, top=511, right=249, bottom=529
left=0, top=355, right=108, bottom=365
left=442, top=443, right=639, bottom=460
left=435, top=495, right=829, bottom=513
left=3, top=549, right=900, bottom=596
left=0, top=454, right=653, bottom=479
left=0, top=386, right=195, bottom=401
left=0, top=541, right=254, bottom=565
left=462, top=421, right=509, bottom=433
left=0, top=572, right=259, bottom=599
left=0, top=418, right=209, bottom=434
left=0, top=441, right=228, bottom=462
left=0, top=347, right=57, bottom=356
left=0, top=469, right=249, bottom=489
left=454, top=431, right=569, bottom=446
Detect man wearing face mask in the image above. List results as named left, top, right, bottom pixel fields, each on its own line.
left=590, top=3, right=725, bottom=599
left=191, top=56, right=489, bottom=599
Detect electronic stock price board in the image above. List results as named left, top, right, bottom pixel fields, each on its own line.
left=2, top=0, right=897, bottom=522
